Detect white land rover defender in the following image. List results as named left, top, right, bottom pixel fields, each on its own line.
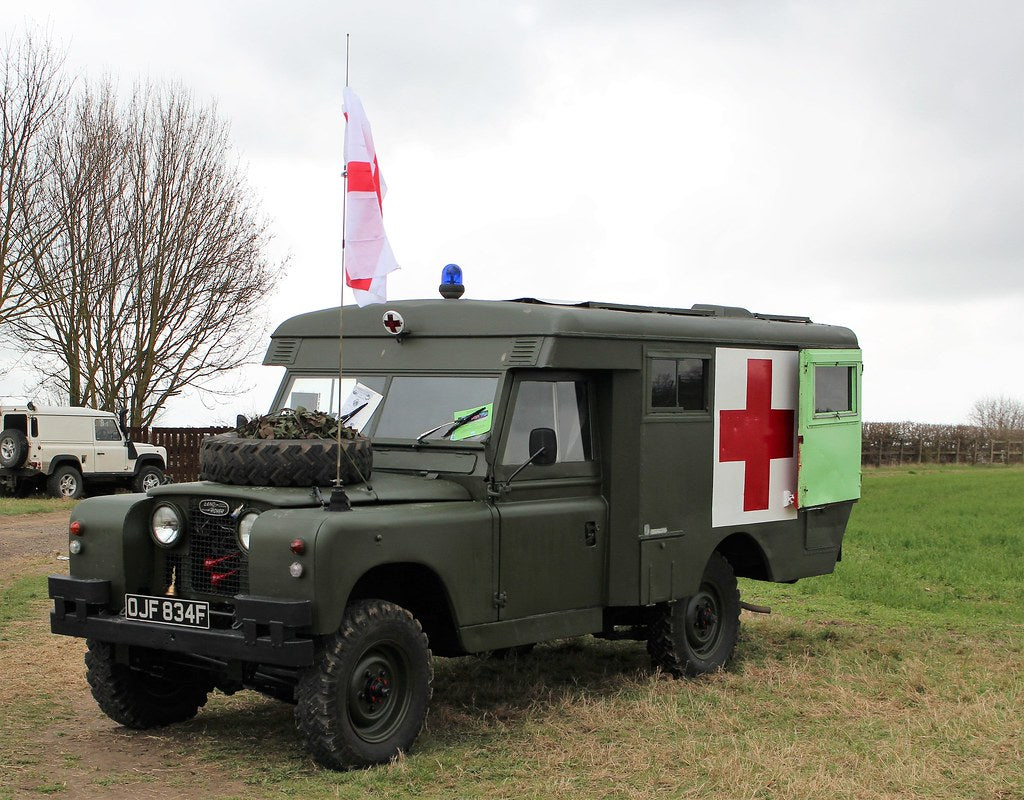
left=0, top=405, right=167, bottom=498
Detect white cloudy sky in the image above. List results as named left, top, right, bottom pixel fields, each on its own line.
left=2, top=1, right=1022, bottom=425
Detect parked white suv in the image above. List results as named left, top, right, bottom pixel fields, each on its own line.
left=0, top=404, right=167, bottom=498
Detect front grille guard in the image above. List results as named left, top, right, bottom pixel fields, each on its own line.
left=170, top=499, right=250, bottom=599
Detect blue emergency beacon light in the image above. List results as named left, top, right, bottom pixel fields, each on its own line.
left=439, top=263, right=465, bottom=299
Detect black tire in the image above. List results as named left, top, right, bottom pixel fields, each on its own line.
left=0, top=429, right=28, bottom=469
left=132, top=464, right=165, bottom=493
left=199, top=433, right=372, bottom=487
left=647, top=552, right=740, bottom=678
left=47, top=465, right=84, bottom=499
left=84, top=640, right=212, bottom=728
left=295, top=600, right=432, bottom=770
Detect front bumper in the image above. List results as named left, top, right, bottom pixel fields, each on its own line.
left=49, top=575, right=315, bottom=667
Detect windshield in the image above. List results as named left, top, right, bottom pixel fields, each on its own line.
left=278, top=375, right=499, bottom=441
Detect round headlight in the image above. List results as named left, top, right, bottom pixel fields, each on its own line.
left=237, top=511, right=259, bottom=552
left=151, top=503, right=183, bottom=547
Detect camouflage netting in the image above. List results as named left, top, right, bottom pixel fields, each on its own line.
left=200, top=408, right=373, bottom=486
left=235, top=408, right=360, bottom=441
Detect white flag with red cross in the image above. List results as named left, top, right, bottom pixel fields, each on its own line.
left=712, top=348, right=799, bottom=528
left=343, top=87, right=398, bottom=306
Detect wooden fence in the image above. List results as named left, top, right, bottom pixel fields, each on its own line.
left=861, top=438, right=1024, bottom=467
left=129, top=423, right=1024, bottom=480
left=129, top=426, right=231, bottom=483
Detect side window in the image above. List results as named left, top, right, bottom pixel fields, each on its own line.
left=94, top=418, right=122, bottom=442
left=814, top=365, right=855, bottom=415
left=500, top=380, right=592, bottom=465
left=649, top=358, right=708, bottom=411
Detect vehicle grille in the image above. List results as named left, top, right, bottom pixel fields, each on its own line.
left=178, top=499, right=250, bottom=598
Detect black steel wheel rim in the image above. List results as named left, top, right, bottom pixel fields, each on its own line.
left=346, top=641, right=411, bottom=743
left=685, top=584, right=723, bottom=658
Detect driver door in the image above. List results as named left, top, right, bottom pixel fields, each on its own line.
left=494, top=374, right=607, bottom=620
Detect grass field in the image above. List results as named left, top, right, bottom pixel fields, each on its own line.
left=0, top=497, right=76, bottom=516
left=1, top=467, right=1021, bottom=799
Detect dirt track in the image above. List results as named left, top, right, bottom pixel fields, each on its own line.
left=0, top=510, right=72, bottom=564
left=1, top=511, right=254, bottom=799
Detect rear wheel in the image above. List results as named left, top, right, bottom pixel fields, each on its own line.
left=47, top=465, right=84, bottom=499
left=0, top=429, right=28, bottom=468
left=647, top=552, right=740, bottom=677
left=295, top=600, right=432, bottom=770
left=85, top=640, right=212, bottom=728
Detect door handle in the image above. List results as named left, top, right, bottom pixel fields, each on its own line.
left=584, top=521, right=599, bottom=547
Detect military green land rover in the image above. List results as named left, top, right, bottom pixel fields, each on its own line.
left=49, top=289, right=862, bottom=769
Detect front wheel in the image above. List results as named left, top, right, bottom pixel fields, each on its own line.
left=84, top=640, right=212, bottom=728
left=133, top=464, right=165, bottom=493
left=47, top=465, right=84, bottom=499
left=295, top=600, right=432, bottom=770
left=647, top=552, right=740, bottom=678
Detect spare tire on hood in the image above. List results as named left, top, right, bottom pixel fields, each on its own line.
left=199, top=433, right=372, bottom=487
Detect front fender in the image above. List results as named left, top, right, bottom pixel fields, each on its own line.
left=67, top=494, right=154, bottom=601
left=317, top=501, right=496, bottom=634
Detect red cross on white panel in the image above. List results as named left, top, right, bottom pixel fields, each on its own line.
left=712, top=348, right=798, bottom=528
left=719, top=359, right=795, bottom=512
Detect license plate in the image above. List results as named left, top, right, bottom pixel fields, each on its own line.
left=124, top=594, right=210, bottom=629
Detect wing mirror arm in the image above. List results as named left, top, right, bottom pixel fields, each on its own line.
left=487, top=427, right=557, bottom=499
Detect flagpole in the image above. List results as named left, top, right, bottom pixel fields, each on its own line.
left=331, top=34, right=351, bottom=510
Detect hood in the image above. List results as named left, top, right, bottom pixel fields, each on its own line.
left=150, top=472, right=471, bottom=507
left=344, top=472, right=471, bottom=505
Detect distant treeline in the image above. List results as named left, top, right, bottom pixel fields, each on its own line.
left=862, top=422, right=1024, bottom=466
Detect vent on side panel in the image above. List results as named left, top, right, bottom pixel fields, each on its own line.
left=265, top=338, right=299, bottom=365
left=506, top=337, right=541, bottom=366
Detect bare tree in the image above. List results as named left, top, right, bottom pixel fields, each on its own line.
left=969, top=395, right=1024, bottom=433
left=13, top=78, right=284, bottom=426
left=0, top=29, right=69, bottom=324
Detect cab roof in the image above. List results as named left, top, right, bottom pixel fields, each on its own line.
left=270, top=298, right=858, bottom=349
left=1, top=405, right=116, bottom=418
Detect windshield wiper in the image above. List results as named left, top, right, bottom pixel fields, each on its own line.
left=415, top=406, right=488, bottom=444
left=340, top=402, right=367, bottom=425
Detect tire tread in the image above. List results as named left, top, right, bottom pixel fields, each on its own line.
left=295, top=600, right=432, bottom=770
left=199, top=433, right=372, bottom=486
left=647, top=552, right=740, bottom=678
left=84, top=639, right=211, bottom=728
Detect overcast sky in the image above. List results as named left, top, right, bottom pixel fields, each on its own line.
left=2, top=1, right=1022, bottom=425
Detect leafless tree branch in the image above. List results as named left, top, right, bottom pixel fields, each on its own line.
left=0, top=28, right=70, bottom=324
left=12, top=74, right=285, bottom=425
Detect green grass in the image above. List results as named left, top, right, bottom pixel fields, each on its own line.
left=0, top=496, right=76, bottom=516
left=1, top=466, right=1022, bottom=799
left=0, top=575, right=49, bottom=633
left=744, top=465, right=1024, bottom=628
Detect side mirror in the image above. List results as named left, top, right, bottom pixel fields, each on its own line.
left=528, top=427, right=557, bottom=467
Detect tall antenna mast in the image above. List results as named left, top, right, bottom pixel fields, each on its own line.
left=331, top=33, right=352, bottom=510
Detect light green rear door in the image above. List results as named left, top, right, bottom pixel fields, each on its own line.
left=798, top=349, right=862, bottom=507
